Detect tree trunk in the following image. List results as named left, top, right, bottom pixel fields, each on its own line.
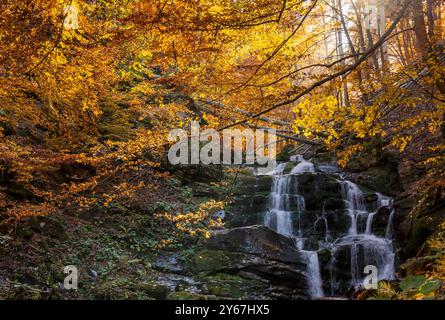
left=412, top=0, right=429, bottom=56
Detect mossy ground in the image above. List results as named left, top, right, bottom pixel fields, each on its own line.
left=0, top=168, right=237, bottom=300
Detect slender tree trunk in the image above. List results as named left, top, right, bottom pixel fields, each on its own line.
left=427, top=0, right=435, bottom=39
left=336, top=0, right=351, bottom=107
left=412, top=0, right=429, bottom=56
left=339, top=0, right=364, bottom=91
left=366, top=27, right=381, bottom=75
left=395, top=26, right=408, bottom=66
left=378, top=0, right=387, bottom=69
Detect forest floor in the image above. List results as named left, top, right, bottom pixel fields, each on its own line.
left=0, top=171, right=218, bottom=300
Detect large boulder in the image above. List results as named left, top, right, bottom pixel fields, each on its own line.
left=355, top=167, right=401, bottom=196
left=201, top=225, right=305, bottom=263
left=195, top=225, right=310, bottom=299
left=225, top=174, right=272, bottom=227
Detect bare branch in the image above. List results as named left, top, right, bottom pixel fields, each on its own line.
left=217, top=0, right=414, bottom=132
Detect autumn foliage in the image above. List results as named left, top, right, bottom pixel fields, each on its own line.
left=0, top=1, right=444, bottom=269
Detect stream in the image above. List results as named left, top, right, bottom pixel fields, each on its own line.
left=259, top=156, right=395, bottom=297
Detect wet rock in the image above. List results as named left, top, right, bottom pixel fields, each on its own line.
left=366, top=194, right=378, bottom=203
left=152, top=273, right=201, bottom=293
left=138, top=282, right=169, bottom=299
left=371, top=206, right=392, bottom=237
left=201, top=225, right=304, bottom=263
left=167, top=291, right=209, bottom=300
left=355, top=167, right=401, bottom=196
left=315, top=163, right=340, bottom=174
left=325, top=210, right=350, bottom=237
left=225, top=174, right=272, bottom=227
left=324, top=198, right=345, bottom=211
left=320, top=235, right=395, bottom=296
left=317, top=248, right=332, bottom=267
left=199, top=273, right=267, bottom=299
left=153, top=252, right=186, bottom=274
left=195, top=225, right=310, bottom=299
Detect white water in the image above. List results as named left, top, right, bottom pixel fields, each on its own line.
left=385, top=209, right=395, bottom=239
left=338, top=180, right=396, bottom=286
left=261, top=156, right=396, bottom=297
left=264, top=156, right=323, bottom=298
left=305, top=251, right=324, bottom=298
left=340, top=180, right=367, bottom=235
left=290, top=155, right=315, bottom=174
left=376, top=192, right=392, bottom=208
left=365, top=212, right=376, bottom=234
left=264, top=174, right=294, bottom=236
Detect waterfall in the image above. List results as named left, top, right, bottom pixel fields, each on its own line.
left=365, top=212, right=376, bottom=234
left=340, top=180, right=367, bottom=235
left=350, top=243, right=360, bottom=287
left=260, top=156, right=396, bottom=297
left=385, top=209, right=395, bottom=239
left=305, top=251, right=324, bottom=298
left=290, top=155, right=315, bottom=174
left=264, top=158, right=323, bottom=298
left=338, top=180, right=396, bottom=288
left=264, top=174, right=294, bottom=236
left=376, top=192, right=392, bottom=208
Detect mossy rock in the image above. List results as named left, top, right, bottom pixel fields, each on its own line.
left=167, top=291, right=209, bottom=300
left=193, top=249, right=242, bottom=273
left=356, top=167, right=401, bottom=195
left=404, top=216, right=437, bottom=258
left=17, top=216, right=67, bottom=240
left=324, top=198, right=345, bottom=211
left=137, top=282, right=169, bottom=299
left=398, top=256, right=437, bottom=277
left=313, top=152, right=336, bottom=163
left=200, top=273, right=267, bottom=299
left=94, top=279, right=168, bottom=300
left=225, top=204, right=263, bottom=228
left=317, top=248, right=332, bottom=267
left=190, top=182, right=219, bottom=197
left=316, top=174, right=342, bottom=193
left=254, top=175, right=274, bottom=192
left=282, top=162, right=296, bottom=174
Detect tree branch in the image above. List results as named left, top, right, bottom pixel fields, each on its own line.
left=217, top=0, right=414, bottom=132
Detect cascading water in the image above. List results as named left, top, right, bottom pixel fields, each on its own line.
left=261, top=156, right=396, bottom=297
left=264, top=160, right=323, bottom=298
left=264, top=173, right=294, bottom=236
left=340, top=181, right=367, bottom=235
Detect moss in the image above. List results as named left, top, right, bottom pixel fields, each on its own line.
left=136, top=282, right=169, bottom=299
left=17, top=216, right=67, bottom=240
left=167, top=291, right=208, bottom=300
left=356, top=167, right=400, bottom=195
left=313, top=152, right=336, bottom=163
left=283, top=162, right=296, bottom=174
left=317, top=248, right=332, bottom=266
left=193, top=249, right=238, bottom=273
left=94, top=278, right=166, bottom=300
left=201, top=273, right=267, bottom=299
